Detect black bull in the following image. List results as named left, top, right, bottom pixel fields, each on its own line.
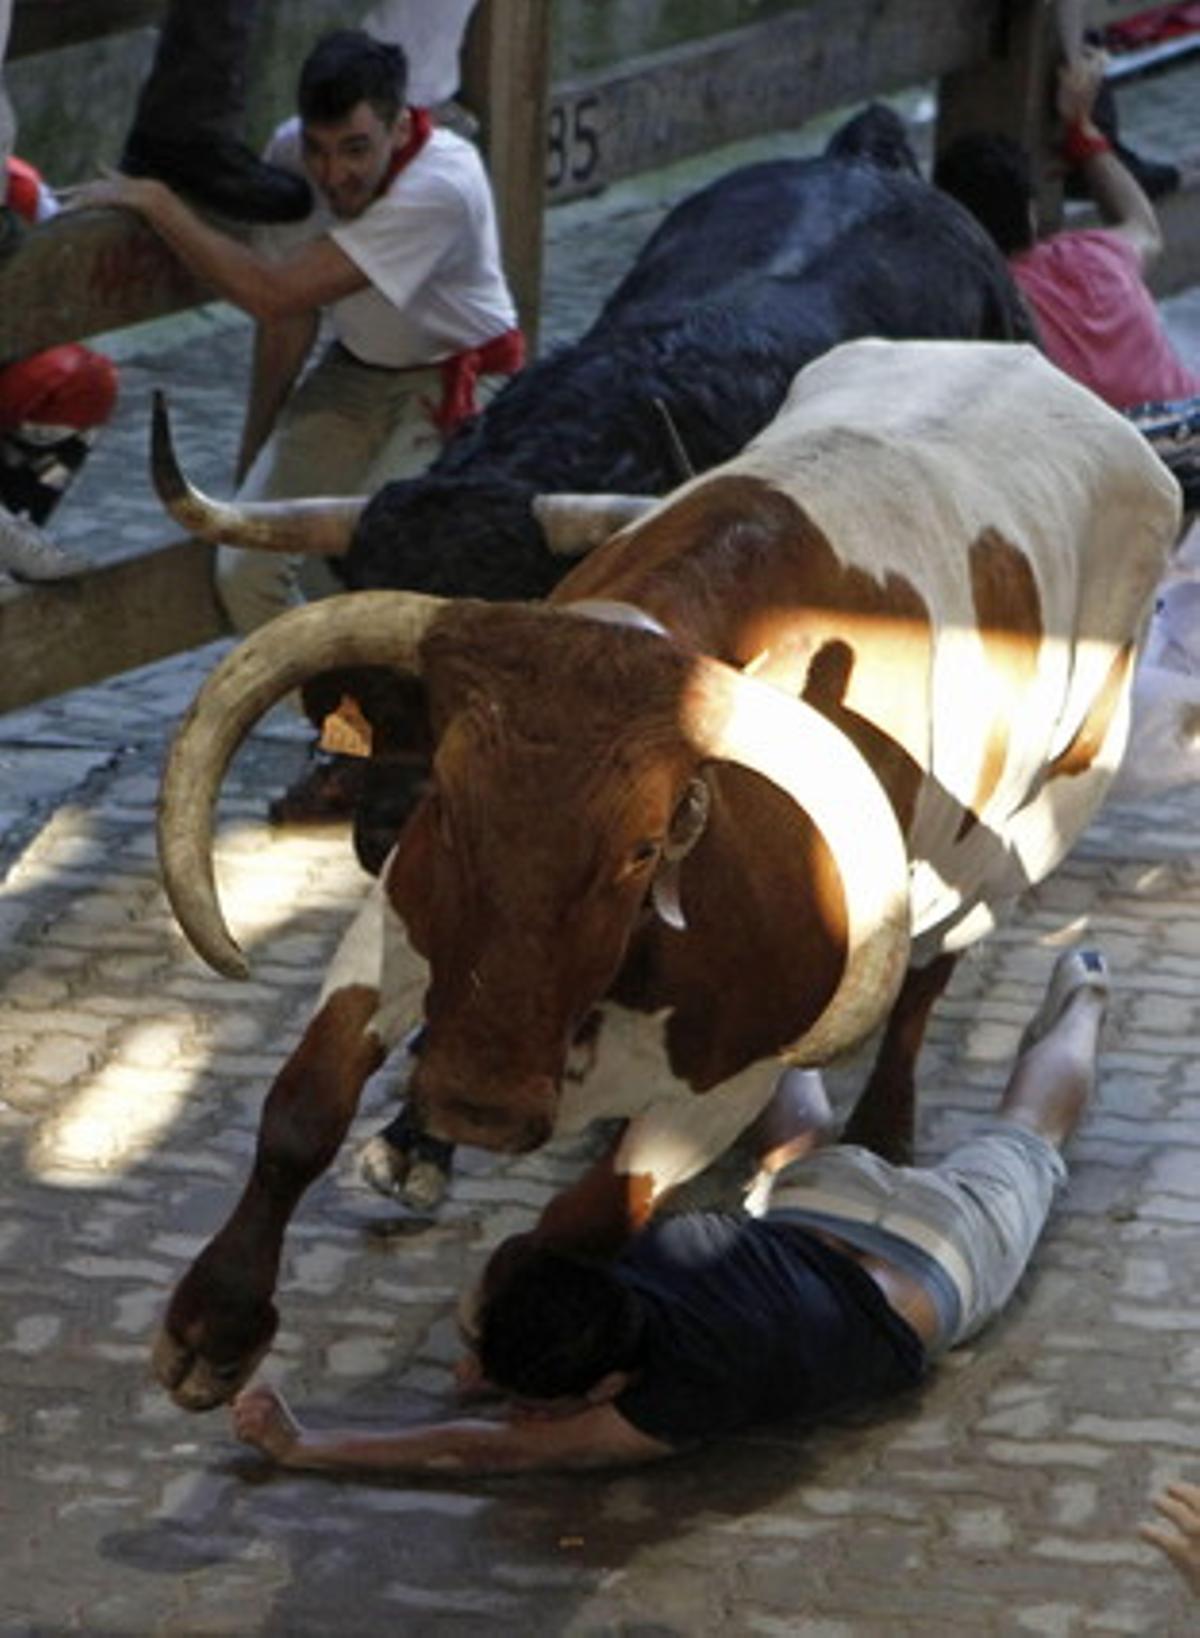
left=287, top=109, right=1035, bottom=868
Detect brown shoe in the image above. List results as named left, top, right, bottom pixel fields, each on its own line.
left=267, top=751, right=368, bottom=826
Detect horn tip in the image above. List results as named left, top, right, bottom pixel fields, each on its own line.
left=150, top=391, right=186, bottom=505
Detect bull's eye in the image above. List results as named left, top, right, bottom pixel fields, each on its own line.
left=621, top=839, right=661, bottom=878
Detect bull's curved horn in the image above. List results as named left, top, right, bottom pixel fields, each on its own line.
left=158, top=590, right=447, bottom=979
left=683, top=658, right=911, bottom=1062
left=533, top=493, right=658, bottom=556
left=151, top=391, right=366, bottom=556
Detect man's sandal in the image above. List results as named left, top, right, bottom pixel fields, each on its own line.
left=1019, top=948, right=1110, bottom=1055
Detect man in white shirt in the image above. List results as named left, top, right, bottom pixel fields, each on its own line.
left=71, top=28, right=521, bottom=636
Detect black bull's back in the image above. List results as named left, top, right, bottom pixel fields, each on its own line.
left=343, top=153, right=1034, bottom=598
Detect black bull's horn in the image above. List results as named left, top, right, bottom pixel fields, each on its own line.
left=152, top=393, right=658, bottom=562
left=151, top=390, right=366, bottom=556
left=158, top=592, right=910, bottom=1064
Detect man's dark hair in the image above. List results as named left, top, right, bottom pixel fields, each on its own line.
left=477, top=1245, right=646, bottom=1400
left=298, top=30, right=408, bottom=127
left=934, top=133, right=1037, bottom=255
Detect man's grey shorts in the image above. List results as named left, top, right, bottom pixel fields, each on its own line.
left=768, top=1121, right=1067, bottom=1355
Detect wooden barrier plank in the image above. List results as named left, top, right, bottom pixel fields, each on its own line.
left=0, top=538, right=224, bottom=715
left=10, top=0, right=163, bottom=58
left=544, top=0, right=1002, bottom=205
left=0, top=208, right=216, bottom=362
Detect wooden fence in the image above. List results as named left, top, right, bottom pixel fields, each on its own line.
left=2, top=0, right=1197, bottom=712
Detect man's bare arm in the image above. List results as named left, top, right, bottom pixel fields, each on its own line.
left=1057, top=50, right=1162, bottom=267
left=231, top=1383, right=672, bottom=1476
left=65, top=173, right=368, bottom=321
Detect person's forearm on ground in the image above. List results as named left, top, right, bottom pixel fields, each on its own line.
left=232, top=1382, right=670, bottom=1475
left=237, top=311, right=319, bottom=484
left=273, top=1415, right=565, bottom=1474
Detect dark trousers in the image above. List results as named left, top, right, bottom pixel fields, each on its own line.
left=129, top=0, right=260, bottom=140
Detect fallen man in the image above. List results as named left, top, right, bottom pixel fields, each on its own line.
left=231, top=947, right=1109, bottom=1475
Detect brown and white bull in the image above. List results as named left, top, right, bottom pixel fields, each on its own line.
left=153, top=339, right=1180, bottom=1410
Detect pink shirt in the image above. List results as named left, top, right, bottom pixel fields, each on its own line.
left=1012, top=228, right=1200, bottom=409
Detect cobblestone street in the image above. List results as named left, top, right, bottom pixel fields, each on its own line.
left=4, top=66, right=1200, bottom=1638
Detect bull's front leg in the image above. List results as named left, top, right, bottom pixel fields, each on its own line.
left=154, top=881, right=417, bottom=1410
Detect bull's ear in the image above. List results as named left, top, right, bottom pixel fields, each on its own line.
left=651, top=777, right=710, bottom=930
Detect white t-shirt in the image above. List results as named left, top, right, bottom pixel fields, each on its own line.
left=261, top=118, right=516, bottom=369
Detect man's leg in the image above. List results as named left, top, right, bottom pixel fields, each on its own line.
left=215, top=346, right=407, bottom=636
left=121, top=0, right=311, bottom=224
left=0, top=0, right=22, bottom=263
left=216, top=350, right=443, bottom=823
left=911, top=945, right=1109, bottom=1346
left=0, top=345, right=119, bottom=523
left=1002, top=946, right=1108, bottom=1146
left=362, top=0, right=481, bottom=107
left=766, top=947, right=1109, bottom=1352
left=0, top=343, right=119, bottom=582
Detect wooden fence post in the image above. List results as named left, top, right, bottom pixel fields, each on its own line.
left=461, top=0, right=552, bottom=354
left=936, top=0, right=1060, bottom=222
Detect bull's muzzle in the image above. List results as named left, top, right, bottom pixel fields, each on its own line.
left=410, top=1078, right=557, bottom=1154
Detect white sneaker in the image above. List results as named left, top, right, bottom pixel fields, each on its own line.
left=1019, top=948, right=1110, bottom=1055
left=0, top=510, right=86, bottom=581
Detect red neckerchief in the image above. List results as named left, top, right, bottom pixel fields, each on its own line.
left=379, top=105, right=433, bottom=194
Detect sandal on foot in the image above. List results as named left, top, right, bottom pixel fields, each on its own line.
left=1019, top=947, right=1109, bottom=1055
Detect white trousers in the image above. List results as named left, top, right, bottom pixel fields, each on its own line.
left=362, top=0, right=481, bottom=106
left=215, top=342, right=444, bottom=635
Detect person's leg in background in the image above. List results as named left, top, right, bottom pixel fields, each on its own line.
left=217, top=347, right=446, bottom=825
left=0, top=345, right=118, bottom=525
left=0, top=343, right=117, bottom=582
left=361, top=1, right=481, bottom=110
left=0, top=0, right=22, bottom=260
left=121, top=0, right=311, bottom=224
left=214, top=345, right=441, bottom=636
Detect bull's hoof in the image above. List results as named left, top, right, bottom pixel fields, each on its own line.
left=151, top=1300, right=278, bottom=1412
left=359, top=1132, right=451, bottom=1213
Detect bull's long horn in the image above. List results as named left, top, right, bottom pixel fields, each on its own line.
left=158, top=590, right=447, bottom=979
left=533, top=493, right=658, bottom=556
left=151, top=391, right=366, bottom=556
left=683, top=658, right=910, bottom=1062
